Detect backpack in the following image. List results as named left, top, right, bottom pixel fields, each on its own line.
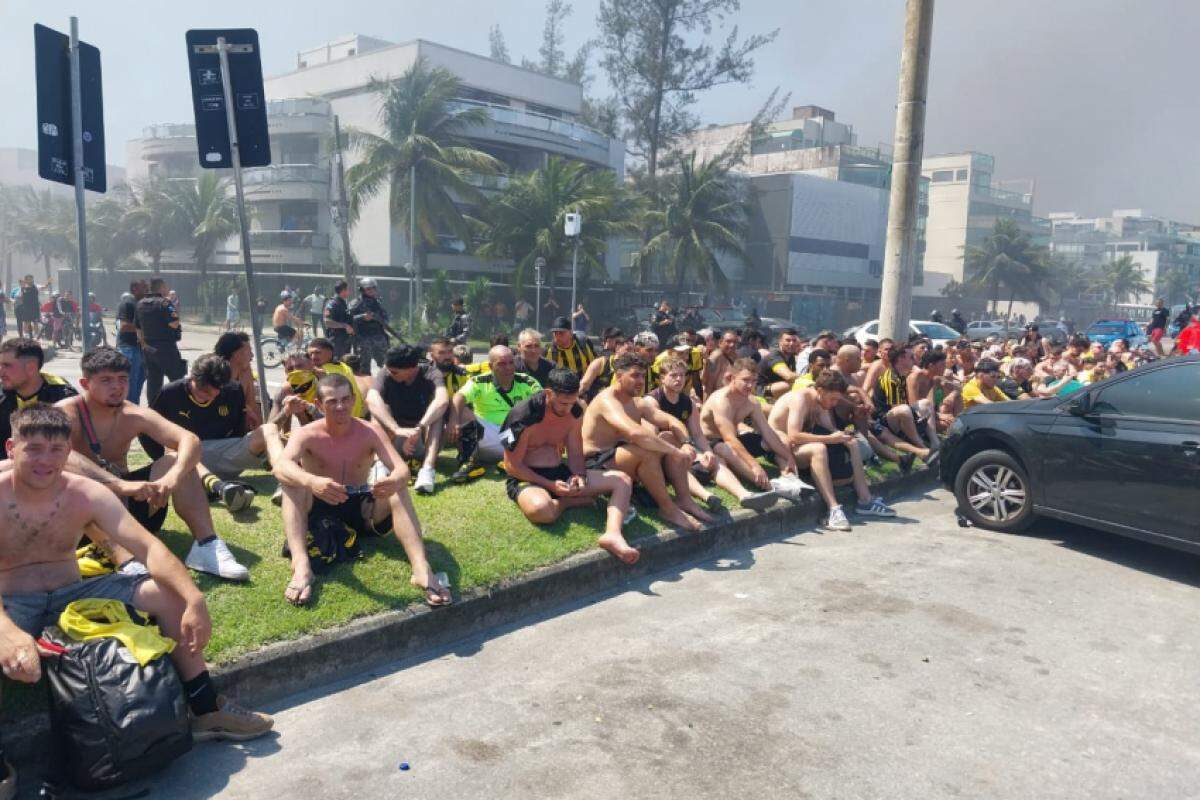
left=38, top=621, right=193, bottom=790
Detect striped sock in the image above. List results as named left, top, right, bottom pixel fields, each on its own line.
left=202, top=473, right=223, bottom=499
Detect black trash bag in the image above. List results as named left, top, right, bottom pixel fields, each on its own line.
left=38, top=623, right=193, bottom=791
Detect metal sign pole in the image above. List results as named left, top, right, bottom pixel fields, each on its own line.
left=69, top=17, right=91, bottom=353
left=216, top=36, right=272, bottom=418
left=535, top=259, right=544, bottom=332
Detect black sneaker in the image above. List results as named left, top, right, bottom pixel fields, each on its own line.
left=220, top=481, right=256, bottom=513
left=451, top=461, right=486, bottom=484
left=899, top=453, right=916, bottom=474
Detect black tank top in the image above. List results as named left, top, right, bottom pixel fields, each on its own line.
left=650, top=386, right=693, bottom=422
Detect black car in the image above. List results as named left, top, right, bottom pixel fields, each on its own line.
left=939, top=357, right=1200, bottom=554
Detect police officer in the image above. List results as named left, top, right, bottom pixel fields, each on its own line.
left=349, top=277, right=390, bottom=373
left=136, top=276, right=186, bottom=404
left=447, top=297, right=471, bottom=344
left=324, top=279, right=354, bottom=359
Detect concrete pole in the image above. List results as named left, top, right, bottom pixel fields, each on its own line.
left=878, top=0, right=935, bottom=342
left=69, top=17, right=91, bottom=353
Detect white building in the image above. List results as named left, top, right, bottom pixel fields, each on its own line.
left=265, top=36, right=626, bottom=280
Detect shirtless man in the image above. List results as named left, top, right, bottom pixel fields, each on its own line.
left=0, top=406, right=271, bottom=794
left=703, top=329, right=741, bottom=396
left=646, top=355, right=777, bottom=512
left=500, top=369, right=639, bottom=563
left=272, top=292, right=305, bottom=348
left=269, top=373, right=450, bottom=607
left=56, top=347, right=250, bottom=581
left=582, top=353, right=714, bottom=531
left=768, top=370, right=896, bottom=531
left=700, top=358, right=800, bottom=496
left=826, top=344, right=912, bottom=470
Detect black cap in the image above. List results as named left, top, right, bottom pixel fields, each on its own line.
left=550, top=315, right=572, bottom=332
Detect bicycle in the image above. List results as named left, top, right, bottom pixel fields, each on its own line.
left=258, top=329, right=313, bottom=368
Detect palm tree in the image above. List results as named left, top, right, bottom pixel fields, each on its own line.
left=87, top=188, right=138, bottom=274
left=478, top=156, right=635, bottom=293
left=1042, top=253, right=1093, bottom=315
left=962, top=218, right=1046, bottom=318
left=1157, top=268, right=1193, bottom=306
left=1093, top=255, right=1152, bottom=308
left=124, top=177, right=185, bottom=275
left=9, top=186, right=74, bottom=282
left=637, top=151, right=750, bottom=298
left=345, top=59, right=502, bottom=311
left=166, top=172, right=238, bottom=281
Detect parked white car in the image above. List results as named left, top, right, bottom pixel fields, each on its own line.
left=964, top=319, right=1015, bottom=341
left=847, top=319, right=962, bottom=348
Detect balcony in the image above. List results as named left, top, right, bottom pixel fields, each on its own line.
left=462, top=172, right=512, bottom=192
left=243, top=164, right=328, bottom=185
left=243, top=164, right=329, bottom=202
left=141, top=123, right=196, bottom=140
left=248, top=230, right=328, bottom=249
left=447, top=100, right=614, bottom=167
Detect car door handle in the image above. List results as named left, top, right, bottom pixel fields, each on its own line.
left=1182, top=441, right=1200, bottom=458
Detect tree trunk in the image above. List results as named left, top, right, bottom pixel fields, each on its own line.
left=1005, top=288, right=1016, bottom=325
left=151, top=251, right=161, bottom=276
left=646, top=7, right=674, bottom=177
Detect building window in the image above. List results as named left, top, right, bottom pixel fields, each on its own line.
left=346, top=48, right=355, bottom=56
left=931, top=170, right=954, bottom=182
left=955, top=169, right=968, bottom=181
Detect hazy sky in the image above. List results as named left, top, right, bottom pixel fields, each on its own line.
left=2, top=0, right=1196, bottom=222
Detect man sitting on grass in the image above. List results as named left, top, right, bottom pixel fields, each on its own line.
left=582, top=354, right=715, bottom=532
left=57, top=347, right=250, bottom=581
left=699, top=358, right=802, bottom=500
left=500, top=369, right=639, bottom=564
left=0, top=338, right=78, bottom=446
left=449, top=346, right=541, bottom=484
left=268, top=373, right=450, bottom=608
left=768, top=370, right=896, bottom=532
left=0, top=405, right=272, bottom=797
left=366, top=344, right=449, bottom=495
left=140, top=354, right=265, bottom=514
left=646, top=355, right=777, bottom=512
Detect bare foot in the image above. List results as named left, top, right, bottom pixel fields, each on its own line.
left=662, top=506, right=703, bottom=532
left=284, top=569, right=314, bottom=606
left=598, top=531, right=640, bottom=564
left=678, top=500, right=714, bottom=525
left=411, top=572, right=452, bottom=607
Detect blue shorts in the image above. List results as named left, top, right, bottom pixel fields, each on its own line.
left=1, top=572, right=148, bottom=637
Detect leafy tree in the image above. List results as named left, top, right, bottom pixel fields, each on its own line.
left=1041, top=253, right=1093, bottom=315
left=488, top=25, right=510, bottom=63
left=962, top=218, right=1047, bottom=318
left=424, top=268, right=452, bottom=326
left=346, top=59, right=501, bottom=312
left=1156, top=267, right=1193, bottom=305
left=124, top=176, right=185, bottom=275
left=8, top=186, right=74, bottom=281
left=165, top=171, right=238, bottom=282
left=477, top=156, right=637, bottom=293
left=1093, top=254, right=1152, bottom=308
left=464, top=275, right=492, bottom=326
left=597, top=0, right=777, bottom=175
left=637, top=150, right=749, bottom=297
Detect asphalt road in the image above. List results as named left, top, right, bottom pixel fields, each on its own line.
left=71, top=486, right=1200, bottom=800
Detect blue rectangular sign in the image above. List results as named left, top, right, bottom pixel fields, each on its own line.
left=34, top=23, right=106, bottom=192
left=185, top=28, right=271, bottom=169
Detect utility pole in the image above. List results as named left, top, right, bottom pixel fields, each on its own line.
left=331, top=115, right=355, bottom=289
left=535, top=257, right=546, bottom=332
left=878, top=0, right=935, bottom=342
left=409, top=164, right=420, bottom=321
left=69, top=17, right=91, bottom=353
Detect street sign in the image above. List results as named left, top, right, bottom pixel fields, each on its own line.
left=185, top=29, right=271, bottom=169
left=34, top=23, right=106, bottom=192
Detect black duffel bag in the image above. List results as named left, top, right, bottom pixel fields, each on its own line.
left=38, top=624, right=193, bottom=791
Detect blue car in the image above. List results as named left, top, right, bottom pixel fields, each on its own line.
left=1085, top=319, right=1147, bottom=349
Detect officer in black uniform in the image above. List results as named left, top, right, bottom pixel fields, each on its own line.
left=135, top=276, right=185, bottom=404
left=447, top=297, right=471, bottom=344
left=323, top=279, right=355, bottom=359
left=348, top=277, right=390, bottom=374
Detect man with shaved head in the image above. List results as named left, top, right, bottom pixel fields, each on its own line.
left=448, top=345, right=542, bottom=483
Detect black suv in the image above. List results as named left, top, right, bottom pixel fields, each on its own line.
left=939, top=357, right=1200, bottom=554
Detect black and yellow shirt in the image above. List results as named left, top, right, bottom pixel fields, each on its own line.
left=437, top=360, right=490, bottom=396
left=649, top=386, right=693, bottom=423
left=873, top=367, right=907, bottom=414
left=547, top=333, right=597, bottom=376
left=141, top=378, right=246, bottom=459
left=758, top=349, right=797, bottom=388
left=0, top=372, right=78, bottom=443
left=653, top=347, right=706, bottom=398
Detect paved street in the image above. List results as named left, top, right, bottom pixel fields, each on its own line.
left=109, top=487, right=1200, bottom=800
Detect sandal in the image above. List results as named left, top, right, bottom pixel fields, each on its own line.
left=416, top=573, right=452, bottom=608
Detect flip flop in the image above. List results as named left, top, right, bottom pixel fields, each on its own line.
left=419, top=574, right=453, bottom=608
left=284, top=579, right=313, bottom=607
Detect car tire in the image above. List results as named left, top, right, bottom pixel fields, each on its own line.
left=953, top=448, right=1034, bottom=533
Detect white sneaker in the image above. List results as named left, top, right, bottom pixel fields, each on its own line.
left=117, top=559, right=149, bottom=577
left=826, top=505, right=852, bottom=532
left=414, top=466, right=436, bottom=495
left=185, top=538, right=250, bottom=582
left=771, top=475, right=815, bottom=500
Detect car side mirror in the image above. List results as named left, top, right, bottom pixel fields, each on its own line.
left=1068, top=393, right=1094, bottom=417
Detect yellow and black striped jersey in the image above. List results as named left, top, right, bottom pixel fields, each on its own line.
left=873, top=367, right=906, bottom=413
left=547, top=334, right=597, bottom=375
left=652, top=347, right=705, bottom=398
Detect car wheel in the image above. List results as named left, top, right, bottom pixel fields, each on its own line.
left=953, top=448, right=1034, bottom=532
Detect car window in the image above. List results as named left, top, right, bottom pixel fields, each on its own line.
left=1091, top=364, right=1200, bottom=420
left=865, top=322, right=878, bottom=335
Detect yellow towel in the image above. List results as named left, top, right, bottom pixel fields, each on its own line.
left=58, top=599, right=176, bottom=666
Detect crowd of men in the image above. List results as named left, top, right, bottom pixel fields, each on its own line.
left=0, top=274, right=1196, bottom=796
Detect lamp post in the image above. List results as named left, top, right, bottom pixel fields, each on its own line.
left=565, top=211, right=582, bottom=317
left=534, top=256, right=546, bottom=332
left=404, top=261, right=413, bottom=330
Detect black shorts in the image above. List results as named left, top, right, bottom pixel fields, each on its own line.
left=710, top=431, right=767, bottom=458
left=584, top=442, right=625, bottom=471
left=505, top=463, right=573, bottom=502
left=291, top=492, right=394, bottom=573
left=275, top=325, right=297, bottom=342
left=881, top=405, right=923, bottom=443
left=127, top=464, right=168, bottom=534
left=308, top=493, right=392, bottom=540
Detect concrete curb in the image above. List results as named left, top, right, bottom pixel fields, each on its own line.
left=5, top=467, right=938, bottom=761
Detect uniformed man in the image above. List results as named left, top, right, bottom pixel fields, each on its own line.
left=447, top=297, right=471, bottom=344
left=323, top=280, right=354, bottom=359
left=135, top=277, right=185, bottom=404
left=448, top=345, right=541, bottom=483
left=348, top=277, right=390, bottom=373
left=0, top=338, right=78, bottom=444
left=546, top=315, right=597, bottom=376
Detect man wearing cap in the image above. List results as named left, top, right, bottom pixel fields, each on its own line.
left=447, top=297, right=471, bottom=344
left=349, top=278, right=391, bottom=374
left=962, top=358, right=1009, bottom=409
left=366, top=344, right=449, bottom=495
left=546, top=315, right=597, bottom=376
left=323, top=280, right=354, bottom=359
